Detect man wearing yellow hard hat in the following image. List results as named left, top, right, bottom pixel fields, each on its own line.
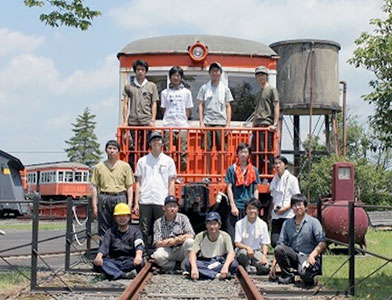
left=93, top=203, right=144, bottom=280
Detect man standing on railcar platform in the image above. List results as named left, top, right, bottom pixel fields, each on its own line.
left=121, top=59, right=159, bottom=168
left=91, top=140, right=134, bottom=236
left=197, top=62, right=234, bottom=175
left=252, top=66, right=280, bottom=174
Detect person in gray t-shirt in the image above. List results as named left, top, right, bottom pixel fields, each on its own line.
left=197, top=62, right=233, bottom=175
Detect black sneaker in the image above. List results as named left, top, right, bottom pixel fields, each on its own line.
left=303, top=278, right=315, bottom=289
left=277, top=275, right=295, bottom=285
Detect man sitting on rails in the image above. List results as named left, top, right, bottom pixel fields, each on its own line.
left=234, top=198, right=270, bottom=275
left=152, top=195, right=195, bottom=272
left=186, top=212, right=238, bottom=280
left=93, top=203, right=144, bottom=280
left=272, top=194, right=326, bottom=287
left=91, top=140, right=134, bottom=236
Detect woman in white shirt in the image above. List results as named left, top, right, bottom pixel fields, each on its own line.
left=269, top=156, right=300, bottom=247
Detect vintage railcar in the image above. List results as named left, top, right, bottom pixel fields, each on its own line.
left=26, top=161, right=90, bottom=200
left=116, top=35, right=281, bottom=223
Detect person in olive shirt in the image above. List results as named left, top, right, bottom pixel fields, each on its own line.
left=91, top=140, right=134, bottom=236
left=186, top=212, right=238, bottom=280
left=93, top=203, right=144, bottom=280
left=121, top=59, right=159, bottom=168
left=251, top=66, right=280, bottom=174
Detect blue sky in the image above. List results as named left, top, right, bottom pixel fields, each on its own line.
left=0, top=0, right=383, bottom=165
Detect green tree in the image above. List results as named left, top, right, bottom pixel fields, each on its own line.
left=299, top=113, right=392, bottom=205
left=348, top=0, right=392, bottom=147
left=23, top=0, right=101, bottom=30
left=65, top=108, right=102, bottom=167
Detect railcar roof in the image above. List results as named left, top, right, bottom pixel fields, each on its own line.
left=0, top=150, right=24, bottom=170
left=26, top=161, right=89, bottom=170
left=118, top=34, right=277, bottom=57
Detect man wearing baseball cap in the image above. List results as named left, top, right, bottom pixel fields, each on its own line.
left=133, top=131, right=177, bottom=251
left=93, top=203, right=144, bottom=280
left=252, top=66, right=280, bottom=174
left=186, top=212, right=238, bottom=280
left=152, top=195, right=195, bottom=272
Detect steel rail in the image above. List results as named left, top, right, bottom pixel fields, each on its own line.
left=237, top=265, right=264, bottom=300
left=118, top=261, right=153, bottom=300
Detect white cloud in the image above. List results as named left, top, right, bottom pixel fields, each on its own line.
left=109, top=0, right=382, bottom=44
left=0, top=28, right=44, bottom=56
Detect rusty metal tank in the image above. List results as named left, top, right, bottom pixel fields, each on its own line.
left=270, top=39, right=341, bottom=115
left=309, top=199, right=369, bottom=248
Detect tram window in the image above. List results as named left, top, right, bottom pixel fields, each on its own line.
left=83, top=172, right=89, bottom=182
left=228, top=75, right=259, bottom=121
left=48, top=171, right=56, bottom=183
left=74, top=172, right=82, bottom=182
left=65, top=171, right=73, bottom=182
left=28, top=173, right=37, bottom=184
left=58, top=171, right=64, bottom=182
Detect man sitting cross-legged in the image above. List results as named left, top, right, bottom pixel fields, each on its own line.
left=93, top=203, right=144, bottom=280
left=152, top=195, right=195, bottom=272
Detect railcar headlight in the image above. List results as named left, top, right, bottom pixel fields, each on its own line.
left=189, top=42, right=208, bottom=62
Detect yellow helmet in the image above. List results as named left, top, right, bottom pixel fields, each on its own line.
left=113, top=203, right=131, bottom=216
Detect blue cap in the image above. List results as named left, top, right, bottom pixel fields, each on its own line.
left=164, top=195, right=178, bottom=205
left=205, top=212, right=221, bottom=222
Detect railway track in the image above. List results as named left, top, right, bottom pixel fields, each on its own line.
left=119, top=262, right=262, bottom=300
left=117, top=262, right=342, bottom=300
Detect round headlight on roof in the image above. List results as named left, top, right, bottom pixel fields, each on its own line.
left=189, top=42, right=208, bottom=62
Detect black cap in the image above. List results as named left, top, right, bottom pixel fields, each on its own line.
left=164, top=195, right=178, bottom=205
left=149, top=131, right=163, bottom=144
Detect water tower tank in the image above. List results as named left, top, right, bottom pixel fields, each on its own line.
left=270, top=39, right=341, bottom=115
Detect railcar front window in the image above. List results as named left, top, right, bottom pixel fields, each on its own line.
left=228, top=75, right=259, bottom=121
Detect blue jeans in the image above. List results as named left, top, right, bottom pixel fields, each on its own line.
left=94, top=256, right=144, bottom=280
left=185, top=256, right=238, bottom=279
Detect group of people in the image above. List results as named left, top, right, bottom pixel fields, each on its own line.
left=89, top=59, right=326, bottom=287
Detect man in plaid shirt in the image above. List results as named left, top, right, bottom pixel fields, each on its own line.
left=152, top=195, right=195, bottom=272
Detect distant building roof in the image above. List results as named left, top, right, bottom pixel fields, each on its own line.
left=25, top=161, right=89, bottom=170
left=0, top=150, right=24, bottom=170
left=118, top=34, right=277, bottom=57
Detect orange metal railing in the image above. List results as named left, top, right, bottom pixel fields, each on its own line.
left=117, top=126, right=278, bottom=201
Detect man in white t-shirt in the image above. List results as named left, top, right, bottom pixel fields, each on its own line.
left=134, top=131, right=177, bottom=251
left=235, top=198, right=271, bottom=275
left=161, top=66, right=193, bottom=171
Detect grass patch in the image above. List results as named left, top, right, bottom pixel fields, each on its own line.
left=0, top=221, right=66, bottom=231
left=0, top=268, right=30, bottom=292
left=321, top=229, right=392, bottom=300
